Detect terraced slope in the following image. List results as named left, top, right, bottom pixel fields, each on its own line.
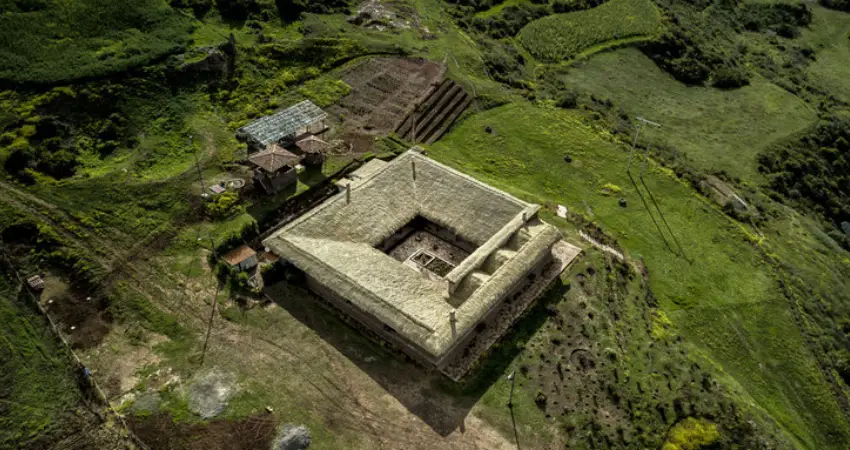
left=395, top=79, right=471, bottom=144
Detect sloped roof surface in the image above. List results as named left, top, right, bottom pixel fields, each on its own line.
left=248, top=144, right=302, bottom=172
left=295, top=135, right=328, bottom=154
left=239, top=100, right=327, bottom=147
left=223, top=245, right=257, bottom=265
left=263, top=150, right=561, bottom=359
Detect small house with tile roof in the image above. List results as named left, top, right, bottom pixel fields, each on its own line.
left=248, top=144, right=301, bottom=193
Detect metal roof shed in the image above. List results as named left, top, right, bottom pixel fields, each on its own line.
left=238, top=100, right=328, bottom=148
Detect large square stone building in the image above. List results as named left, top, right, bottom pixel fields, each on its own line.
left=263, top=150, right=578, bottom=375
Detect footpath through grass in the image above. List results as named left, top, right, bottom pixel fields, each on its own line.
left=557, top=48, right=816, bottom=181
left=428, top=102, right=850, bottom=449
left=518, top=0, right=662, bottom=62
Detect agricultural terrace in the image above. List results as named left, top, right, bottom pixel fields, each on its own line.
left=557, top=48, right=816, bottom=181
left=428, top=103, right=850, bottom=449
left=517, top=0, right=662, bottom=62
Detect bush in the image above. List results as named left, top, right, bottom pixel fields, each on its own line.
left=481, top=42, right=531, bottom=89
left=641, top=29, right=713, bottom=85
left=740, top=3, right=812, bottom=38
left=471, top=3, right=552, bottom=38
left=204, top=191, right=240, bottom=219
left=758, top=116, right=850, bottom=247
left=711, top=66, right=750, bottom=89
left=820, top=0, right=850, bottom=12
left=556, top=91, right=580, bottom=109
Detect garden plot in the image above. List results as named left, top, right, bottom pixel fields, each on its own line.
left=327, top=57, right=445, bottom=151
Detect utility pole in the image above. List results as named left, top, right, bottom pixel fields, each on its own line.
left=199, top=235, right=218, bottom=367
left=507, top=369, right=516, bottom=408
left=627, top=117, right=660, bottom=175
left=192, top=136, right=207, bottom=197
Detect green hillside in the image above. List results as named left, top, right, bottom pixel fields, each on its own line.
left=0, top=0, right=192, bottom=84
left=2, top=0, right=850, bottom=448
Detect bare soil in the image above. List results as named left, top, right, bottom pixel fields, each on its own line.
left=127, top=413, right=277, bottom=450
left=328, top=57, right=445, bottom=152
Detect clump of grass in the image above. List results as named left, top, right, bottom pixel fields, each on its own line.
left=298, top=78, right=351, bottom=107
left=662, top=417, right=720, bottom=450
left=518, top=0, right=662, bottom=62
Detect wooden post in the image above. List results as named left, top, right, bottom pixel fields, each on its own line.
left=346, top=183, right=351, bottom=204
left=412, top=159, right=416, bottom=181
left=450, top=309, right=457, bottom=338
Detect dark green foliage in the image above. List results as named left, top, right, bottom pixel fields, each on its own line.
left=819, top=0, right=850, bottom=13
left=711, top=65, right=750, bottom=89
left=481, top=41, right=531, bottom=89
left=471, top=3, right=552, bottom=38
left=739, top=3, right=812, bottom=38
left=170, top=0, right=215, bottom=17
left=0, top=0, right=193, bottom=84
left=556, top=91, right=580, bottom=109
left=270, top=0, right=352, bottom=21
left=641, top=29, right=714, bottom=85
left=552, top=0, right=605, bottom=13
left=758, top=116, right=850, bottom=246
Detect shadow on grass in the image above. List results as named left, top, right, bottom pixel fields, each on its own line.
left=265, top=276, right=569, bottom=436
left=628, top=171, right=673, bottom=254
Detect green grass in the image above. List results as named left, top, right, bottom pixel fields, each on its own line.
left=0, top=285, right=79, bottom=447
left=428, top=102, right=850, bottom=449
left=803, top=6, right=850, bottom=103
left=0, top=0, right=192, bottom=84
left=556, top=48, right=816, bottom=181
left=517, top=0, right=663, bottom=62
left=475, top=0, right=531, bottom=18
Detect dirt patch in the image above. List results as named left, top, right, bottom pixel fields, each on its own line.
left=127, top=413, right=277, bottom=450
left=42, top=281, right=112, bottom=349
left=327, top=57, right=445, bottom=151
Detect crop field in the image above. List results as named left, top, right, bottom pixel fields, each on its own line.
left=428, top=103, right=850, bottom=449
left=517, top=0, right=662, bottom=62
left=327, top=57, right=445, bottom=151
left=555, top=48, right=816, bottom=181
left=0, top=0, right=191, bottom=84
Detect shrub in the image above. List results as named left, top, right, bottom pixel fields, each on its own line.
left=482, top=42, right=531, bottom=89
left=662, top=417, right=720, bottom=450
left=471, top=3, right=552, bottom=38
left=711, top=66, right=750, bottom=89
left=204, top=191, right=240, bottom=219
left=556, top=91, right=580, bottom=109
left=820, top=0, right=850, bottom=12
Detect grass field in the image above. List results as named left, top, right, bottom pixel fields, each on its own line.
left=517, top=0, right=662, bottom=62
left=0, top=0, right=192, bottom=84
left=556, top=48, right=817, bottom=181
left=428, top=102, right=850, bottom=449
left=804, top=6, right=850, bottom=103
left=474, top=0, right=531, bottom=18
